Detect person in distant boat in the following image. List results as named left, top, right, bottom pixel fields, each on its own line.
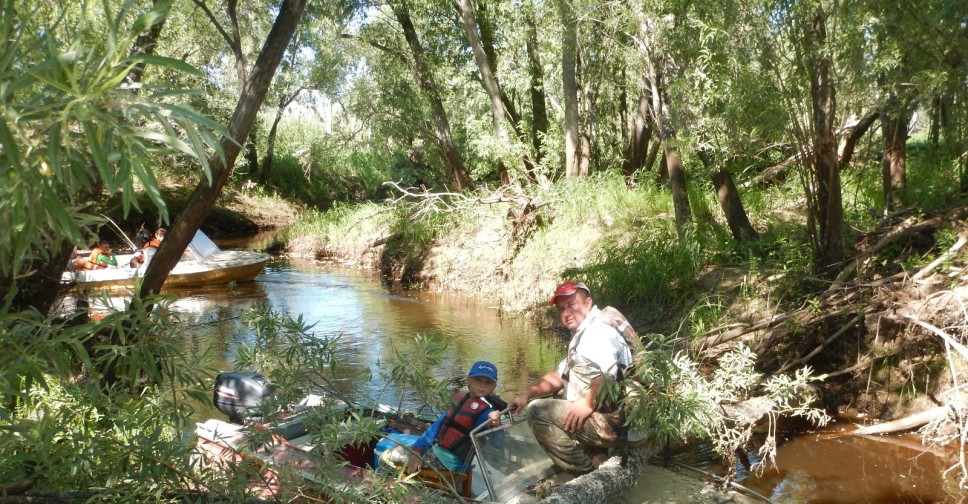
left=381, top=361, right=507, bottom=474
left=73, top=240, right=118, bottom=270
left=129, top=228, right=166, bottom=268
left=508, top=281, right=642, bottom=474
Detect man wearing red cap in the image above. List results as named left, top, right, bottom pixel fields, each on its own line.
left=508, top=281, right=638, bottom=474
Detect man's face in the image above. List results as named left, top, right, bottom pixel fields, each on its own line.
left=555, top=292, right=592, bottom=333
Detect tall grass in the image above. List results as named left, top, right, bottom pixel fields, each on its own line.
left=583, top=223, right=703, bottom=321
left=283, top=202, right=395, bottom=262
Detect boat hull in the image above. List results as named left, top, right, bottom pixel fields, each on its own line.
left=64, top=250, right=269, bottom=290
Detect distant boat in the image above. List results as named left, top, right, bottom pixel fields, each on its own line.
left=63, top=229, right=269, bottom=290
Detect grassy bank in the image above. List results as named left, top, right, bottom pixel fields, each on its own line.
left=281, top=171, right=805, bottom=333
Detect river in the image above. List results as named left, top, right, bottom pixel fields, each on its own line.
left=68, top=248, right=965, bottom=503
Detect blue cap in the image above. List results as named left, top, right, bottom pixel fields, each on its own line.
left=468, top=361, right=498, bottom=383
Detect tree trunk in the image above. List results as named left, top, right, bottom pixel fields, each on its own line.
left=711, top=168, right=759, bottom=243
left=525, top=5, right=549, bottom=169
left=665, top=144, right=692, bottom=239
left=880, top=104, right=908, bottom=212
left=559, top=0, right=580, bottom=179
left=262, top=90, right=302, bottom=182
left=637, top=9, right=689, bottom=236
left=807, top=6, right=844, bottom=275
left=930, top=94, right=941, bottom=148
left=128, top=0, right=170, bottom=84
left=246, top=135, right=260, bottom=181
left=138, top=0, right=308, bottom=298
left=394, top=2, right=473, bottom=190
left=643, top=136, right=661, bottom=173
left=621, top=87, right=653, bottom=179
left=455, top=0, right=512, bottom=186
left=578, top=52, right=591, bottom=177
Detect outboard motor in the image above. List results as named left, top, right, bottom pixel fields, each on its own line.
left=213, top=371, right=275, bottom=424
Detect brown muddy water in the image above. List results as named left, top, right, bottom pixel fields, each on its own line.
left=64, top=244, right=966, bottom=503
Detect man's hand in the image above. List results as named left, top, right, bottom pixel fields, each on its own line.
left=562, top=399, right=594, bottom=433
left=508, top=392, right=529, bottom=415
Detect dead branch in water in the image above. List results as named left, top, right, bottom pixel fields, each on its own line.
left=841, top=405, right=950, bottom=437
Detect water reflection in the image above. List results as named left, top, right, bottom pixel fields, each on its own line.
left=244, top=259, right=564, bottom=411
left=61, top=257, right=564, bottom=416
left=738, top=429, right=959, bottom=503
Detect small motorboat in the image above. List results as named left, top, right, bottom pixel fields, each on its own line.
left=194, top=371, right=570, bottom=503
left=196, top=371, right=767, bottom=503
left=63, top=229, right=269, bottom=290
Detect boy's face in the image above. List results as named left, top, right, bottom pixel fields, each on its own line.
left=467, top=376, right=497, bottom=398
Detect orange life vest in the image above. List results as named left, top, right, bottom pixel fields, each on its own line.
left=434, top=392, right=492, bottom=462
left=144, top=238, right=162, bottom=249
left=85, top=250, right=107, bottom=269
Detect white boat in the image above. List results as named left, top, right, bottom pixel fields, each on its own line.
left=63, top=229, right=269, bottom=290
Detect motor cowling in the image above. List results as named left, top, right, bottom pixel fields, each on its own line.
left=213, top=371, right=275, bottom=424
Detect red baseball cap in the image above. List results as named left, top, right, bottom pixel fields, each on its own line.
left=550, top=281, right=590, bottom=305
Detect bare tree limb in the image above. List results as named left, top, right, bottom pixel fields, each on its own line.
left=913, top=232, right=968, bottom=281
left=776, top=313, right=864, bottom=374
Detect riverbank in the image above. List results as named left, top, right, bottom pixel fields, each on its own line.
left=263, top=176, right=968, bottom=434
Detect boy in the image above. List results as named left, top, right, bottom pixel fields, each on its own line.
left=382, top=361, right=507, bottom=473
left=129, top=228, right=166, bottom=268
left=73, top=240, right=117, bottom=270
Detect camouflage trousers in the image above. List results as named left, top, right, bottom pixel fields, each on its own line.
left=524, top=398, right=628, bottom=474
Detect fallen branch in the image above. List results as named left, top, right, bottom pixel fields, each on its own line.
left=832, top=215, right=942, bottom=287
left=843, top=406, right=949, bottom=437
left=824, top=352, right=892, bottom=378
left=776, top=312, right=865, bottom=374
left=912, top=232, right=968, bottom=281
left=371, top=232, right=402, bottom=248
left=698, top=314, right=784, bottom=352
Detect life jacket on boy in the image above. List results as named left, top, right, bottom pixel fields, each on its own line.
left=144, top=238, right=162, bottom=249
left=434, top=391, right=493, bottom=462
left=84, top=249, right=107, bottom=269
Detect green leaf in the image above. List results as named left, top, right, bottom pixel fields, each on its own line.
left=130, top=54, right=203, bottom=77
left=83, top=120, right=114, bottom=191
left=130, top=0, right=172, bottom=35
